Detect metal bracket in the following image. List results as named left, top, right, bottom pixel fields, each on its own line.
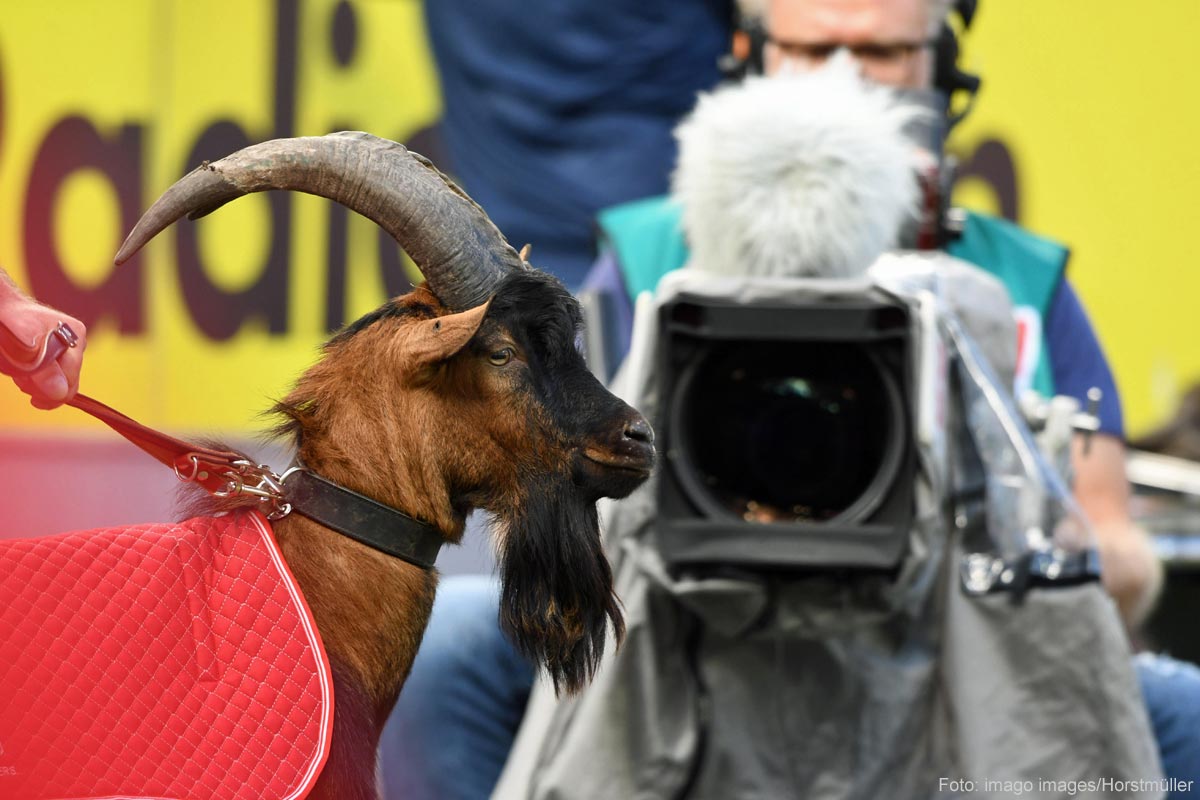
left=175, top=456, right=293, bottom=520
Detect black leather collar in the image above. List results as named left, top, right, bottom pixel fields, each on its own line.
left=281, top=467, right=444, bottom=570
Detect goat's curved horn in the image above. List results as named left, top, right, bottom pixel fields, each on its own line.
left=114, top=131, right=526, bottom=311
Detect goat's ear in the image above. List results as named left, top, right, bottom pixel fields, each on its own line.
left=400, top=299, right=492, bottom=367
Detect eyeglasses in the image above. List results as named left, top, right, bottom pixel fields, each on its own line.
left=765, top=36, right=938, bottom=83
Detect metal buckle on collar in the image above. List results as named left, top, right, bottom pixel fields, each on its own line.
left=215, top=460, right=294, bottom=520
left=175, top=456, right=294, bottom=520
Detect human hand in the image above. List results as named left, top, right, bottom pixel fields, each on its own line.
left=0, top=290, right=87, bottom=409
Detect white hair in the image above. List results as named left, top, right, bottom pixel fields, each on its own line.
left=671, top=56, right=926, bottom=280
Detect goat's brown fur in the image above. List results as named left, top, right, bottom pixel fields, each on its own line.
left=185, top=276, right=652, bottom=799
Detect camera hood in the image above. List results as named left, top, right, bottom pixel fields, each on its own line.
left=655, top=284, right=916, bottom=572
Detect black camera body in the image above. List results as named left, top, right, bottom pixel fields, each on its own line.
left=655, top=291, right=917, bottom=573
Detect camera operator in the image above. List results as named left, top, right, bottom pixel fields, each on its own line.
left=380, top=2, right=1199, bottom=797
left=590, top=0, right=1160, bottom=632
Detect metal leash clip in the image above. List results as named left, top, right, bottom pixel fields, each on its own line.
left=174, top=456, right=294, bottom=520
left=213, top=460, right=294, bottom=520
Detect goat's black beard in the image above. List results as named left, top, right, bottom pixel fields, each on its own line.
left=497, top=477, right=624, bottom=695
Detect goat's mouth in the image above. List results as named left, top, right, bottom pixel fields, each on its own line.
left=575, top=448, right=654, bottom=499
left=583, top=447, right=654, bottom=474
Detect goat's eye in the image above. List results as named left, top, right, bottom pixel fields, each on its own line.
left=489, top=347, right=515, bottom=366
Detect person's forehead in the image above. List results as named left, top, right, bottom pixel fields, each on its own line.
left=768, top=0, right=930, bottom=41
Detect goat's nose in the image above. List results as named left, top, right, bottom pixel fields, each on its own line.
left=623, top=417, right=655, bottom=446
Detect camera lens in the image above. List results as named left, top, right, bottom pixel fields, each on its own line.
left=673, top=340, right=904, bottom=523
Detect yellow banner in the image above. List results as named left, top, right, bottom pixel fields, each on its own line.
left=2, top=1, right=1194, bottom=438
left=0, top=0, right=439, bottom=434
left=949, top=1, right=1200, bottom=434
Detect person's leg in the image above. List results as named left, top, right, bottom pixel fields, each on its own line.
left=379, top=574, right=534, bottom=800
left=1136, top=652, right=1200, bottom=798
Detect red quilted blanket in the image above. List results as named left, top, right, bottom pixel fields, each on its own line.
left=0, top=510, right=334, bottom=800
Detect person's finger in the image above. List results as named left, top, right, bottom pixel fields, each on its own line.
left=10, top=371, right=49, bottom=402
left=0, top=314, right=41, bottom=351
left=30, top=395, right=59, bottom=411
left=0, top=297, right=47, bottom=350
left=12, top=372, right=59, bottom=408
left=11, top=372, right=36, bottom=396
left=0, top=320, right=40, bottom=374
left=28, top=362, right=70, bottom=407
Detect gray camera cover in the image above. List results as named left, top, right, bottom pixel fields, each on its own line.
left=493, top=257, right=1161, bottom=800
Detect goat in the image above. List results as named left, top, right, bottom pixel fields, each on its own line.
left=113, top=131, right=656, bottom=800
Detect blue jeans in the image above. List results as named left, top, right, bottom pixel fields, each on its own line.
left=379, top=575, right=534, bottom=800
left=1136, top=652, right=1200, bottom=797
left=381, top=578, right=1200, bottom=799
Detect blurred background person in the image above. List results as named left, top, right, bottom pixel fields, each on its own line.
left=422, top=0, right=733, bottom=288
left=379, top=4, right=730, bottom=798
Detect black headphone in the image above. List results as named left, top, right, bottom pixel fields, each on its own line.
left=721, top=0, right=982, bottom=125
left=718, top=16, right=767, bottom=82
left=933, top=0, right=981, bottom=125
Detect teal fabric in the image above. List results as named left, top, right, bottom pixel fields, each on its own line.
left=598, top=195, right=1068, bottom=397
left=596, top=196, right=690, bottom=298
left=947, top=213, right=1068, bottom=397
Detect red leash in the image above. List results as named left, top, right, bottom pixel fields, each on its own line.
left=4, top=319, right=446, bottom=568
left=67, top=393, right=277, bottom=496
left=2, top=320, right=293, bottom=515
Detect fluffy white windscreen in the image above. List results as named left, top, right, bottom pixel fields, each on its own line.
left=672, top=57, right=925, bottom=279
